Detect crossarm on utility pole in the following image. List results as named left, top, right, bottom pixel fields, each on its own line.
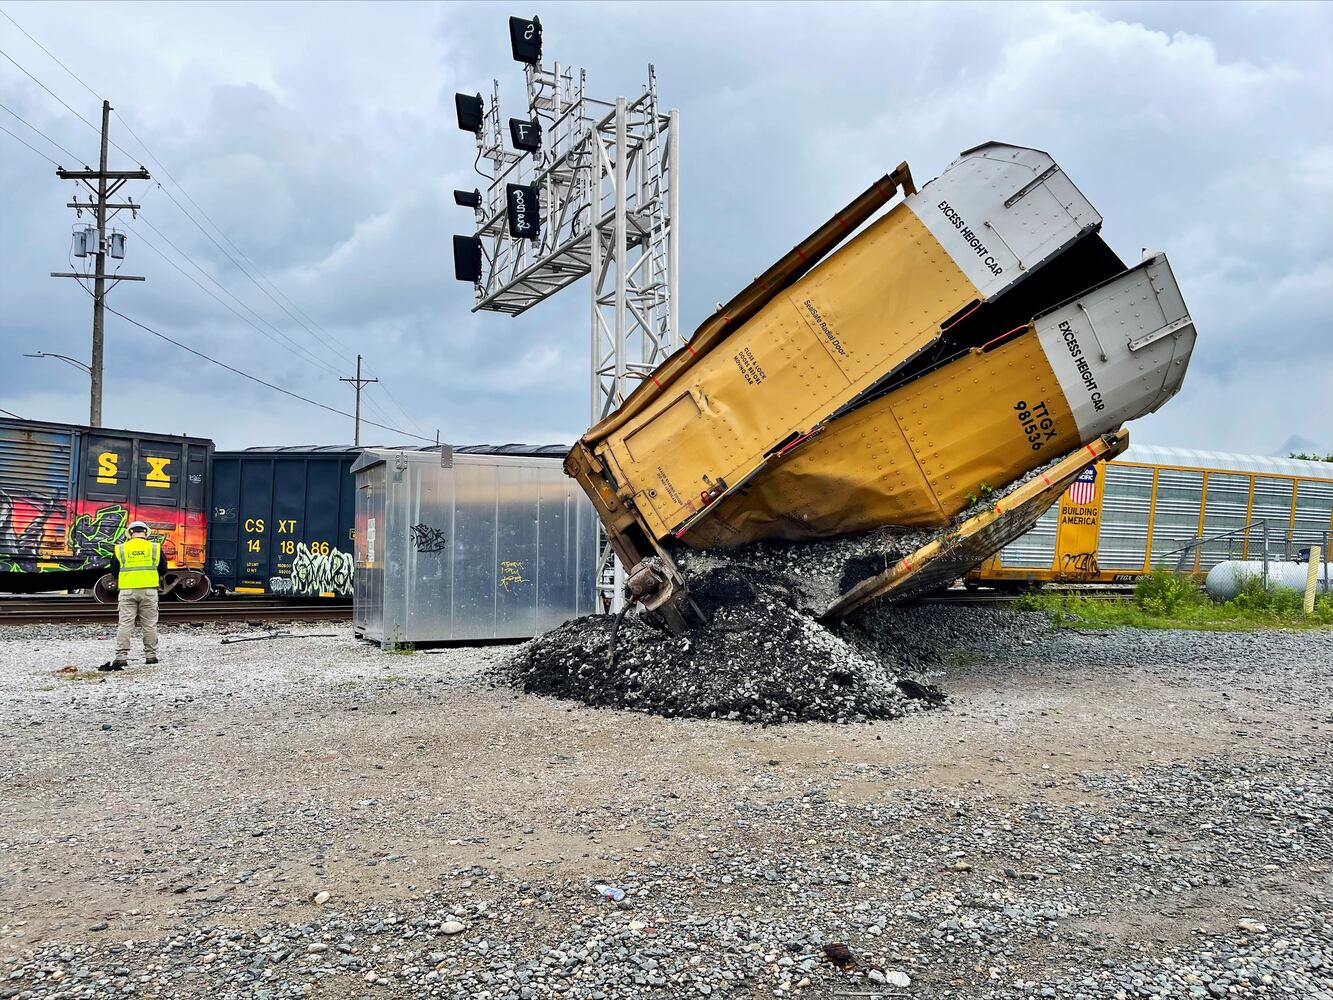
left=55, top=169, right=151, bottom=180
left=50, top=273, right=145, bottom=281
left=339, top=354, right=378, bottom=447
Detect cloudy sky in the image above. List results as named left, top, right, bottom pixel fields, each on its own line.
left=1, top=1, right=1330, bottom=454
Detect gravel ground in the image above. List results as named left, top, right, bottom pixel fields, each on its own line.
left=1, top=612, right=1330, bottom=999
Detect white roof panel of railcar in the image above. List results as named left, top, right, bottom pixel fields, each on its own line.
left=1118, top=443, right=1333, bottom=480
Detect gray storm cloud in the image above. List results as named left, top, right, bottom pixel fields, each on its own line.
left=1, top=1, right=1329, bottom=453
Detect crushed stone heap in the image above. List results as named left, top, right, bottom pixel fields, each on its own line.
left=503, top=565, right=943, bottom=726
left=504, top=456, right=1071, bottom=725
left=673, top=525, right=936, bottom=617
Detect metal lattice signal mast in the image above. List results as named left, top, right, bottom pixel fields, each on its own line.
left=460, top=43, right=681, bottom=425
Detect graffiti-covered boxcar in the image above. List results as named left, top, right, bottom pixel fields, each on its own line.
left=207, top=447, right=358, bottom=597
left=0, top=416, right=212, bottom=598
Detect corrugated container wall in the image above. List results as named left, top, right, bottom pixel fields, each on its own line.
left=0, top=420, right=78, bottom=579
left=209, top=450, right=358, bottom=597
left=351, top=449, right=598, bottom=646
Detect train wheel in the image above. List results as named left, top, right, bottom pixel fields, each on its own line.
left=92, top=574, right=117, bottom=604
left=174, top=571, right=213, bottom=603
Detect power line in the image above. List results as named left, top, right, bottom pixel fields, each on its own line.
left=0, top=8, right=103, bottom=102
left=0, top=100, right=79, bottom=161
left=123, top=132, right=424, bottom=424
left=0, top=47, right=101, bottom=139
left=56, top=233, right=380, bottom=438
left=113, top=107, right=361, bottom=363
left=131, top=144, right=425, bottom=432
left=360, top=392, right=395, bottom=426
left=0, top=120, right=58, bottom=165
left=132, top=213, right=342, bottom=376
left=102, top=100, right=360, bottom=367
left=150, top=180, right=354, bottom=367
left=104, top=304, right=434, bottom=442
left=355, top=387, right=400, bottom=428
left=366, top=385, right=425, bottom=437
left=137, top=217, right=341, bottom=376
left=129, top=222, right=345, bottom=379
left=1, top=28, right=347, bottom=370
left=0, top=42, right=141, bottom=167
left=3, top=16, right=429, bottom=433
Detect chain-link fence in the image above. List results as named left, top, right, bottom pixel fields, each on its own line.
left=1163, top=519, right=1330, bottom=600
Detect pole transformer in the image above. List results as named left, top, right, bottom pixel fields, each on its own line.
left=50, top=99, right=149, bottom=427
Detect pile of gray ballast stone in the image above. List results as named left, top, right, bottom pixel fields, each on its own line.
left=506, top=562, right=941, bottom=725
left=506, top=457, right=1068, bottom=725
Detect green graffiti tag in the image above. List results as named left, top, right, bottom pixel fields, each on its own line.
left=68, top=504, right=129, bottom=566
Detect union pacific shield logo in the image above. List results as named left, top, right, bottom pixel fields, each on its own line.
left=1067, top=467, right=1097, bottom=505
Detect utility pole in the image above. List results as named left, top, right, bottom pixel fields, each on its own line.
left=50, top=99, right=149, bottom=427
left=339, top=354, right=378, bottom=447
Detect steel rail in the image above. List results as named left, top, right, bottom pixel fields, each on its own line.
left=0, top=598, right=351, bottom=627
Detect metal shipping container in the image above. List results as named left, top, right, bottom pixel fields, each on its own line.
left=208, top=447, right=359, bottom=597
left=351, top=447, right=598, bottom=646
left=1, top=416, right=211, bottom=597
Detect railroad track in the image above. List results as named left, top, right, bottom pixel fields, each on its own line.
left=0, top=598, right=352, bottom=626
left=920, top=586, right=1133, bottom=605
left=2, top=586, right=1131, bottom=626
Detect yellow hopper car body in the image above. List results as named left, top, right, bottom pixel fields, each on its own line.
left=566, top=143, right=1197, bottom=626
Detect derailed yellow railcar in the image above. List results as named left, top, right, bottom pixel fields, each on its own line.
left=566, top=142, right=1197, bottom=627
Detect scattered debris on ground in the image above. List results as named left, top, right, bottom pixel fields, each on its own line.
left=220, top=629, right=339, bottom=644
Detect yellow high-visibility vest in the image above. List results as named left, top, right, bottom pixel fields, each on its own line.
left=115, top=537, right=161, bottom=590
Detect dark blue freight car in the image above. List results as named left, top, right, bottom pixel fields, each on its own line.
left=208, top=448, right=358, bottom=597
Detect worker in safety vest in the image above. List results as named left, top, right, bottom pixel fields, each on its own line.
left=105, top=520, right=168, bottom=670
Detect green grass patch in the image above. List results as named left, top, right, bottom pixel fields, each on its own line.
left=1013, top=568, right=1332, bottom=632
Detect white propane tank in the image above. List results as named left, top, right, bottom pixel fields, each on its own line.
left=1204, top=560, right=1329, bottom=601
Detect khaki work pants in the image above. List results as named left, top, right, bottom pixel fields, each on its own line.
left=115, top=588, right=160, bottom=659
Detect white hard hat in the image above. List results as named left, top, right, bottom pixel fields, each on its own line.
left=128, top=520, right=150, bottom=534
